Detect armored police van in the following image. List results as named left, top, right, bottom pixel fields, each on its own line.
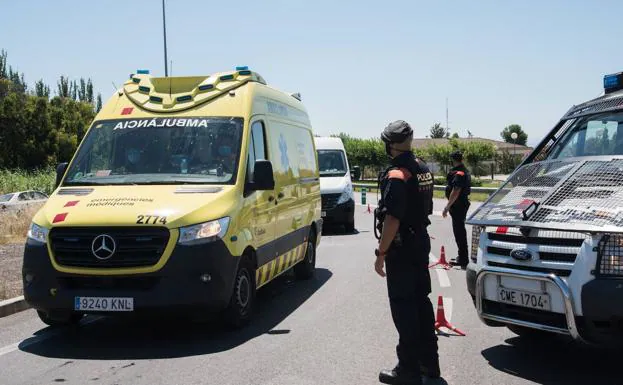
left=23, top=67, right=322, bottom=328
left=466, top=71, right=623, bottom=346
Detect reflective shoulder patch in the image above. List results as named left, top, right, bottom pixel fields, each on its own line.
left=455, top=171, right=465, bottom=176
left=388, top=168, right=412, bottom=180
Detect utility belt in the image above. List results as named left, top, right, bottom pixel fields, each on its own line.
left=374, top=206, right=426, bottom=247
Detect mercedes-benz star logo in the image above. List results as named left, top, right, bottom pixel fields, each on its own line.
left=91, top=234, right=116, bottom=260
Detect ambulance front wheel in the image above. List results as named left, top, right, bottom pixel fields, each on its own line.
left=224, top=255, right=256, bottom=329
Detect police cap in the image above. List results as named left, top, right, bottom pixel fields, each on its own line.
left=381, top=120, right=413, bottom=144
left=450, top=150, right=463, bottom=161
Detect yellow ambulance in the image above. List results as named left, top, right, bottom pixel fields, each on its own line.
left=22, top=67, right=322, bottom=328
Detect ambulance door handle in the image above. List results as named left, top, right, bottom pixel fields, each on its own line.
left=278, top=192, right=285, bottom=199
left=268, top=195, right=275, bottom=202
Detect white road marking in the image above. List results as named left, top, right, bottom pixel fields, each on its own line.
left=444, top=297, right=454, bottom=322
left=429, top=253, right=451, bottom=288
left=435, top=269, right=451, bottom=288
left=0, top=316, right=101, bottom=358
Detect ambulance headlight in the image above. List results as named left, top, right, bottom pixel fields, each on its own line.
left=337, top=183, right=354, bottom=204
left=178, top=217, right=230, bottom=245
left=598, top=234, right=623, bottom=276
left=27, top=223, right=49, bottom=244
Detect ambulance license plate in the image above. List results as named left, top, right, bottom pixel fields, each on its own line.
left=74, top=297, right=134, bottom=312
left=498, top=288, right=550, bottom=311
left=321, top=211, right=326, bottom=217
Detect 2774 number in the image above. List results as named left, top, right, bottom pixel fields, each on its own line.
left=136, top=215, right=167, bottom=225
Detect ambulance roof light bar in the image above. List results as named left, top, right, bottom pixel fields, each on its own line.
left=604, top=72, right=623, bottom=94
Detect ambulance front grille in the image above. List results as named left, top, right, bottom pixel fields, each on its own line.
left=50, top=227, right=169, bottom=268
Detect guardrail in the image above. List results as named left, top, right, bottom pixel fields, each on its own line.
left=352, top=183, right=498, bottom=194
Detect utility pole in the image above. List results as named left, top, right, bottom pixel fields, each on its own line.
left=446, top=97, right=449, bottom=136
left=162, top=0, right=168, bottom=76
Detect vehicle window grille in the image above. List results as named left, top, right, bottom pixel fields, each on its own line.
left=469, top=158, right=623, bottom=232
left=597, top=234, right=623, bottom=277
left=563, top=95, right=623, bottom=120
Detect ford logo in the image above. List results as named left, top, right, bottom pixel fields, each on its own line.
left=510, top=248, right=532, bottom=261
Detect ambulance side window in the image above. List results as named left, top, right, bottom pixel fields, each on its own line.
left=247, top=121, right=267, bottom=183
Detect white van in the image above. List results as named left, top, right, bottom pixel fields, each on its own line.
left=313, top=137, right=355, bottom=232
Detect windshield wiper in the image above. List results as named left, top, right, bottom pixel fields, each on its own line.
left=129, top=180, right=218, bottom=185
left=63, top=181, right=122, bottom=186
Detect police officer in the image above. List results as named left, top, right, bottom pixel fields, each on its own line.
left=374, top=120, right=440, bottom=385
left=442, top=150, right=471, bottom=269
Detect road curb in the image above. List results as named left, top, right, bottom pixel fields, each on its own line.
left=0, top=296, right=30, bottom=318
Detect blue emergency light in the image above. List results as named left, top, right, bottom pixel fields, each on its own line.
left=137, top=69, right=150, bottom=75
left=236, top=66, right=249, bottom=71
left=604, top=72, right=623, bottom=94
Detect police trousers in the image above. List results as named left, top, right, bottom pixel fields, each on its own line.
left=385, top=232, right=439, bottom=373
left=450, top=200, right=470, bottom=265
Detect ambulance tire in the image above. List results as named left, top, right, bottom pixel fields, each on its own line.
left=224, top=255, right=256, bottom=329
left=295, top=231, right=316, bottom=280
left=36, top=310, right=83, bottom=328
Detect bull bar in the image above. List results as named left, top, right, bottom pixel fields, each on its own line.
left=475, top=266, right=588, bottom=344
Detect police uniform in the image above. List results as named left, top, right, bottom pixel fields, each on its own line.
left=376, top=121, right=440, bottom=384
left=445, top=161, right=471, bottom=267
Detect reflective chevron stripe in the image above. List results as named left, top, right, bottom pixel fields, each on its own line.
left=255, top=242, right=306, bottom=289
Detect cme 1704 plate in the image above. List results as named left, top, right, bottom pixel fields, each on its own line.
left=498, top=288, right=551, bottom=311
left=74, top=297, right=134, bottom=312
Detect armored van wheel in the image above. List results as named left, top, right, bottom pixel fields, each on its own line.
left=36, top=310, right=83, bottom=327
left=224, top=256, right=256, bottom=329
left=295, top=232, right=316, bottom=280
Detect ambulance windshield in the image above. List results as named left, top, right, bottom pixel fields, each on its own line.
left=317, top=150, right=347, bottom=177
left=63, top=117, right=244, bottom=186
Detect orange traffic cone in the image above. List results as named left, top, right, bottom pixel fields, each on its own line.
left=434, top=295, right=466, bottom=336
left=429, top=245, right=451, bottom=270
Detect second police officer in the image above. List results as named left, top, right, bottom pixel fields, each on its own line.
left=442, top=150, right=471, bottom=269
left=374, top=120, right=440, bottom=385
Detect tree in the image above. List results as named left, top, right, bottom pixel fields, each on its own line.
left=467, top=130, right=474, bottom=138
left=501, top=124, right=528, bottom=146
left=57, top=76, right=69, bottom=98
left=96, top=93, right=102, bottom=112
left=34, top=79, right=50, bottom=98
left=430, top=122, right=448, bottom=138
left=87, top=79, right=94, bottom=103
left=462, top=141, right=497, bottom=176
left=451, top=132, right=459, bottom=138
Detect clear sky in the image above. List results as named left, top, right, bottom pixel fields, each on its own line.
left=2, top=0, right=623, bottom=146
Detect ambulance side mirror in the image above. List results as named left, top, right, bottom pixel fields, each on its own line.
left=55, top=162, right=68, bottom=188
left=251, top=159, right=275, bottom=191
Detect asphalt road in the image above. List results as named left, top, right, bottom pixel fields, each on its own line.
left=0, top=200, right=621, bottom=385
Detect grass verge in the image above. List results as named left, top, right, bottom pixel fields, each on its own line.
left=0, top=204, right=42, bottom=245
left=0, top=167, right=56, bottom=196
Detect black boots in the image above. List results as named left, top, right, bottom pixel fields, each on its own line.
left=379, top=366, right=422, bottom=385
